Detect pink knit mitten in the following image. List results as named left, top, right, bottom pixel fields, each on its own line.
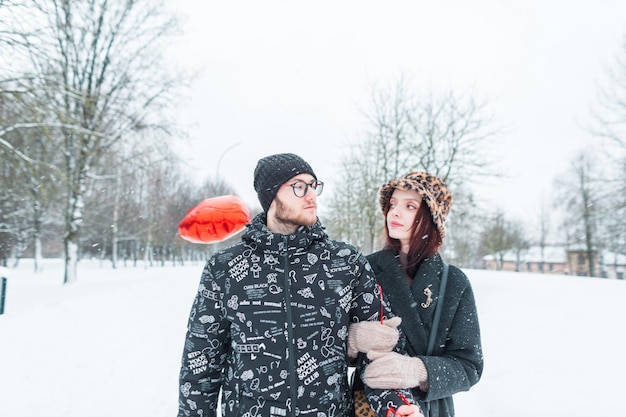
left=347, top=317, right=402, bottom=359
left=363, top=350, right=429, bottom=391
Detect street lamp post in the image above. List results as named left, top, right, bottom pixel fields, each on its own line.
left=216, top=142, right=241, bottom=180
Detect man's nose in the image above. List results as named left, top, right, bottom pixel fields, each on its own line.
left=304, top=186, right=316, bottom=199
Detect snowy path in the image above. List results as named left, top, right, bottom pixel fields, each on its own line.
left=1, top=260, right=625, bottom=416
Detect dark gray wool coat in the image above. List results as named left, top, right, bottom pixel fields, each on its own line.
left=366, top=249, right=484, bottom=417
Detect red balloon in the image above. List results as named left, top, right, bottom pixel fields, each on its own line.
left=178, top=195, right=251, bottom=244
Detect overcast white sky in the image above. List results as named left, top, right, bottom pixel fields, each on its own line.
left=167, top=0, right=626, bottom=223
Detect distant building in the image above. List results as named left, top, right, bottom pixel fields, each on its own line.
left=599, top=251, right=626, bottom=280
left=483, top=246, right=625, bottom=279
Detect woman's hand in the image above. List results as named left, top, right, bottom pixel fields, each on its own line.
left=393, top=404, right=424, bottom=417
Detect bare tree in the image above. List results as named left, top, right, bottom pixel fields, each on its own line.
left=2, top=0, right=182, bottom=283
left=479, top=211, right=529, bottom=271
left=0, top=72, right=66, bottom=270
left=536, top=195, right=553, bottom=273
left=325, top=77, right=500, bottom=258
left=590, top=33, right=626, bottom=258
left=554, top=152, right=602, bottom=277
left=443, top=186, right=486, bottom=268
left=592, top=35, right=626, bottom=150
left=323, top=138, right=389, bottom=253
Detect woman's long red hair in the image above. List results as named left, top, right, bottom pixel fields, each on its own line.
left=383, top=201, right=442, bottom=278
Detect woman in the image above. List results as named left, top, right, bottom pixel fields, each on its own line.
left=349, top=172, right=483, bottom=417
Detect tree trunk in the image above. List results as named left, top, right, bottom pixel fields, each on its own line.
left=111, top=166, right=121, bottom=269
left=63, top=169, right=85, bottom=284
left=64, top=239, right=78, bottom=284
left=34, top=237, right=42, bottom=273
left=33, top=200, right=43, bottom=273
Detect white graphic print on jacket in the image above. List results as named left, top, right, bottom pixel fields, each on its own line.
left=178, top=213, right=413, bottom=417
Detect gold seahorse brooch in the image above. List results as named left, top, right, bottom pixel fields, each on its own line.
left=421, top=287, right=433, bottom=308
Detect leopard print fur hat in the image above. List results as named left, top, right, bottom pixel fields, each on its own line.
left=379, top=171, right=453, bottom=239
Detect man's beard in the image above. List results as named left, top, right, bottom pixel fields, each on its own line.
left=273, top=197, right=317, bottom=228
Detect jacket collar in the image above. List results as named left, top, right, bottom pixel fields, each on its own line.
left=243, top=212, right=327, bottom=252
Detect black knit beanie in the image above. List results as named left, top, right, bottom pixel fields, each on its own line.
left=253, top=153, right=317, bottom=212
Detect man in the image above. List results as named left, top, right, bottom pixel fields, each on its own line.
left=177, top=153, right=422, bottom=417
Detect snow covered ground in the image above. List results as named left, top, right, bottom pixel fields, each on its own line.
left=1, top=258, right=625, bottom=417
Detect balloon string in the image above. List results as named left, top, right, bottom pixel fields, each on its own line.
left=378, top=283, right=384, bottom=325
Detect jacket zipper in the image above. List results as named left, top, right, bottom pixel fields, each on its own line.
left=282, top=236, right=298, bottom=417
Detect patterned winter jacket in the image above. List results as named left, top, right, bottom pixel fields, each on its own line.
left=178, top=213, right=414, bottom=417
left=365, top=250, right=484, bottom=417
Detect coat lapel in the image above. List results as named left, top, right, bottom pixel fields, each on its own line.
left=367, top=250, right=430, bottom=356
left=409, top=254, right=443, bottom=319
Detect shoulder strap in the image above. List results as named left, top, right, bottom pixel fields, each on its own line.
left=426, top=262, right=449, bottom=355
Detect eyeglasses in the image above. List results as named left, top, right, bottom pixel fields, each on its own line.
left=286, top=180, right=324, bottom=197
